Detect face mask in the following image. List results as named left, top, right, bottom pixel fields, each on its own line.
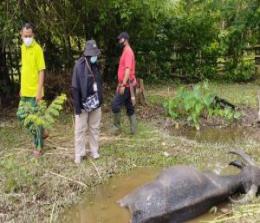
left=23, top=37, right=33, bottom=47
left=90, top=56, right=97, bottom=64
left=118, top=38, right=125, bottom=48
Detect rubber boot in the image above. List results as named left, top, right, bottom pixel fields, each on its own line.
left=129, top=114, right=137, bottom=135
left=111, top=112, right=121, bottom=135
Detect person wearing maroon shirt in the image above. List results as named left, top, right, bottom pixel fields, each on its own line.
left=111, top=32, right=137, bottom=135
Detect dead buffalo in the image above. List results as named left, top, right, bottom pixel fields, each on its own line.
left=118, top=150, right=260, bottom=223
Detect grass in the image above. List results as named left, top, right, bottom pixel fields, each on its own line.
left=146, top=81, right=259, bottom=107
left=208, top=82, right=259, bottom=108
left=204, top=201, right=260, bottom=223
left=0, top=82, right=260, bottom=223
left=0, top=112, right=186, bottom=222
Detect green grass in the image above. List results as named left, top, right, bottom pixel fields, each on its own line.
left=208, top=82, right=259, bottom=107
left=146, top=81, right=259, bottom=107
left=0, top=82, right=259, bottom=223
left=0, top=112, right=184, bottom=222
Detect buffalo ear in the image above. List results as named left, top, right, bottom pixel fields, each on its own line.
left=229, top=160, right=245, bottom=169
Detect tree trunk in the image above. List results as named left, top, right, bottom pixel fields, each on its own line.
left=0, top=47, right=11, bottom=102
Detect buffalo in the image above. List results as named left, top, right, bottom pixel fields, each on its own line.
left=119, top=150, right=260, bottom=223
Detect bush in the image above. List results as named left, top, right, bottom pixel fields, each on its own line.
left=163, top=81, right=240, bottom=129
left=224, top=59, right=255, bottom=82
left=18, top=94, right=67, bottom=137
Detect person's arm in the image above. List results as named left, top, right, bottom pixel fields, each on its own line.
left=36, top=70, right=44, bottom=102
left=72, top=65, right=82, bottom=115
left=20, top=48, right=22, bottom=97
left=36, top=46, right=46, bottom=102
left=72, top=87, right=81, bottom=115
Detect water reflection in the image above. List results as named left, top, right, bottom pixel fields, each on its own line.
left=171, top=126, right=258, bottom=144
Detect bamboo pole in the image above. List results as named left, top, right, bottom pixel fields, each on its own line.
left=257, top=90, right=260, bottom=123
left=48, top=171, right=87, bottom=187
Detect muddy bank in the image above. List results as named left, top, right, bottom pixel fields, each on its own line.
left=142, top=104, right=260, bottom=143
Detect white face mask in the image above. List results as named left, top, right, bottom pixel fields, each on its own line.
left=90, top=56, right=98, bottom=64
left=23, top=37, right=33, bottom=47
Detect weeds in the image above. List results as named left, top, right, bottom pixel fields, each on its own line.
left=163, top=81, right=241, bottom=129
left=0, top=157, right=33, bottom=193
left=204, top=202, right=260, bottom=223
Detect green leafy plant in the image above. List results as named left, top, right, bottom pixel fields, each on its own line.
left=224, top=59, right=255, bottom=82
left=19, top=94, right=67, bottom=135
left=164, top=82, right=240, bottom=129
left=210, top=107, right=241, bottom=121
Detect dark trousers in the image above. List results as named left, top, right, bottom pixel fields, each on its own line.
left=112, top=88, right=135, bottom=116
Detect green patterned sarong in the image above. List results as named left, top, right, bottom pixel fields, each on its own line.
left=17, top=97, right=44, bottom=150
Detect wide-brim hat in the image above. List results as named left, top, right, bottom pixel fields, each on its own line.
left=83, top=40, right=101, bottom=56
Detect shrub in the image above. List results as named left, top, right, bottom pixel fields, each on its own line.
left=18, top=94, right=67, bottom=136
left=228, top=60, right=255, bottom=81
left=164, top=81, right=240, bottom=129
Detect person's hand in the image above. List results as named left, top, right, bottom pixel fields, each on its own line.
left=36, top=92, right=43, bottom=103
left=119, top=86, right=125, bottom=95
left=131, top=97, right=136, bottom=106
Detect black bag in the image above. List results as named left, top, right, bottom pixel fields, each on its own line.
left=82, top=59, right=100, bottom=112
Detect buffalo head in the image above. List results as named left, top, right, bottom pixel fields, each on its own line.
left=229, top=149, right=260, bottom=203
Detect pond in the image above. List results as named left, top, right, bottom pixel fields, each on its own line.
left=171, top=125, right=259, bottom=144
left=61, top=166, right=239, bottom=223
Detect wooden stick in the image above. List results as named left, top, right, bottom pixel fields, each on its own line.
left=45, top=142, right=72, bottom=150
left=44, top=152, right=73, bottom=156
left=0, top=193, right=25, bottom=198
left=49, top=202, right=56, bottom=223
left=48, top=171, right=87, bottom=187
left=257, top=90, right=260, bottom=122
left=138, top=78, right=147, bottom=105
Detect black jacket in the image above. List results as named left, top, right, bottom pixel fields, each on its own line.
left=71, top=57, right=103, bottom=114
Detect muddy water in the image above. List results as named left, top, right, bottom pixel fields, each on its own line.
left=171, top=126, right=257, bottom=144
left=62, top=167, right=233, bottom=223
left=62, top=168, right=157, bottom=223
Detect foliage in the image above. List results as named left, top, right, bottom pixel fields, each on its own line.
left=164, top=82, right=241, bottom=129
left=224, top=59, right=255, bottom=82
left=0, top=0, right=259, bottom=103
left=19, top=94, right=67, bottom=135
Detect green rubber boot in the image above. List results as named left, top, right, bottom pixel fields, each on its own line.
left=129, top=114, right=137, bottom=135
left=111, top=112, right=121, bottom=135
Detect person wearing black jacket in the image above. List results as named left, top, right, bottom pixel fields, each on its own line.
left=71, top=40, right=102, bottom=164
